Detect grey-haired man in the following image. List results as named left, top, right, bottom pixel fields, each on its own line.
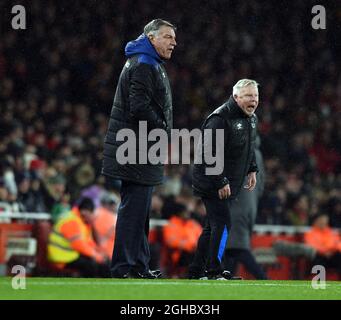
left=102, top=19, right=176, bottom=278
left=189, top=79, right=260, bottom=280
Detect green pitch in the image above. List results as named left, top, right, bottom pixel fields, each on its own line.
left=1, top=277, right=341, bottom=300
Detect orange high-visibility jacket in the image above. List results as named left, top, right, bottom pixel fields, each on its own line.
left=48, top=207, right=103, bottom=264
left=163, top=215, right=202, bottom=251
left=93, top=206, right=116, bottom=258
left=163, top=215, right=202, bottom=264
left=304, top=226, right=341, bottom=255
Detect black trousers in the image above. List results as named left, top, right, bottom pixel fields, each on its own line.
left=111, top=180, right=154, bottom=277
left=189, top=197, right=231, bottom=275
left=223, top=248, right=268, bottom=280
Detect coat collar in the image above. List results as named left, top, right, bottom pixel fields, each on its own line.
left=226, top=95, right=249, bottom=118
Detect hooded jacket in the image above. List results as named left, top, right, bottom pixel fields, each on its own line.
left=102, top=34, right=173, bottom=185
left=192, top=96, right=258, bottom=199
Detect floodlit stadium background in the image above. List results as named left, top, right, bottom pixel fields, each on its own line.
left=0, top=0, right=340, bottom=281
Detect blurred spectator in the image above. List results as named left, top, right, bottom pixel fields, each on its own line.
left=0, top=178, right=12, bottom=222
left=328, top=197, right=341, bottom=228
left=304, top=213, right=341, bottom=277
left=1, top=160, right=17, bottom=196
left=48, top=197, right=110, bottom=277
left=151, top=194, right=164, bottom=219
left=0, top=1, right=339, bottom=227
left=162, top=203, right=202, bottom=278
left=93, top=193, right=118, bottom=259
left=287, top=194, right=310, bottom=226
left=16, top=171, right=46, bottom=212
left=80, top=184, right=105, bottom=209
left=50, top=192, right=71, bottom=223
left=41, top=173, right=68, bottom=213
left=0, top=0, right=340, bottom=277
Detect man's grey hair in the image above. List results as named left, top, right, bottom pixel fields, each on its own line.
left=233, top=79, right=259, bottom=96
left=144, top=19, right=176, bottom=37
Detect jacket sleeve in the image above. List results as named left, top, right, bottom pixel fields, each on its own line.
left=202, top=115, right=229, bottom=189
left=129, top=63, right=167, bottom=130
left=255, top=149, right=265, bottom=197
left=60, top=220, right=103, bottom=262
left=248, top=150, right=259, bottom=173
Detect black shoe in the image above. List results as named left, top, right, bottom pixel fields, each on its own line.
left=113, top=269, right=162, bottom=279
left=208, top=270, right=243, bottom=280
left=221, top=270, right=243, bottom=280
left=131, top=269, right=162, bottom=279
left=150, top=269, right=162, bottom=278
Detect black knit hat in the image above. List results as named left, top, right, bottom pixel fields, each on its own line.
left=78, top=197, right=95, bottom=212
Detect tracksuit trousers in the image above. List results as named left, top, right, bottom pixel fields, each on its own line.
left=111, top=180, right=153, bottom=278
left=189, top=197, right=231, bottom=276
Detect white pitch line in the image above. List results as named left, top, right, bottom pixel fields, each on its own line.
left=3, top=281, right=341, bottom=288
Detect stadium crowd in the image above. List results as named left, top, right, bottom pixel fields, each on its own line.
left=0, top=1, right=340, bottom=275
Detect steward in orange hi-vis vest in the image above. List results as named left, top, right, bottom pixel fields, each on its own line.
left=48, top=198, right=110, bottom=277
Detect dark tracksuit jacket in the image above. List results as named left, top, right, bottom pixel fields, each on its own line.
left=192, top=95, right=258, bottom=199
left=102, top=34, right=173, bottom=185
left=189, top=96, right=258, bottom=275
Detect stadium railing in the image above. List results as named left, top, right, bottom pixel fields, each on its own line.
left=1, top=211, right=339, bottom=279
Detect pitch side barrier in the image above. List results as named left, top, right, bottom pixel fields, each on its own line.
left=0, top=211, right=51, bottom=221
left=0, top=211, right=325, bottom=234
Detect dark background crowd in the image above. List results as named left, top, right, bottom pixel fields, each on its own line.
left=0, top=0, right=340, bottom=229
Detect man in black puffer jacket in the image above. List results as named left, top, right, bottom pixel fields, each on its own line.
left=189, top=79, right=260, bottom=280
left=102, top=19, right=176, bottom=278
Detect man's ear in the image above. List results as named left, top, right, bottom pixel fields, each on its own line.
left=233, top=94, right=238, bottom=100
